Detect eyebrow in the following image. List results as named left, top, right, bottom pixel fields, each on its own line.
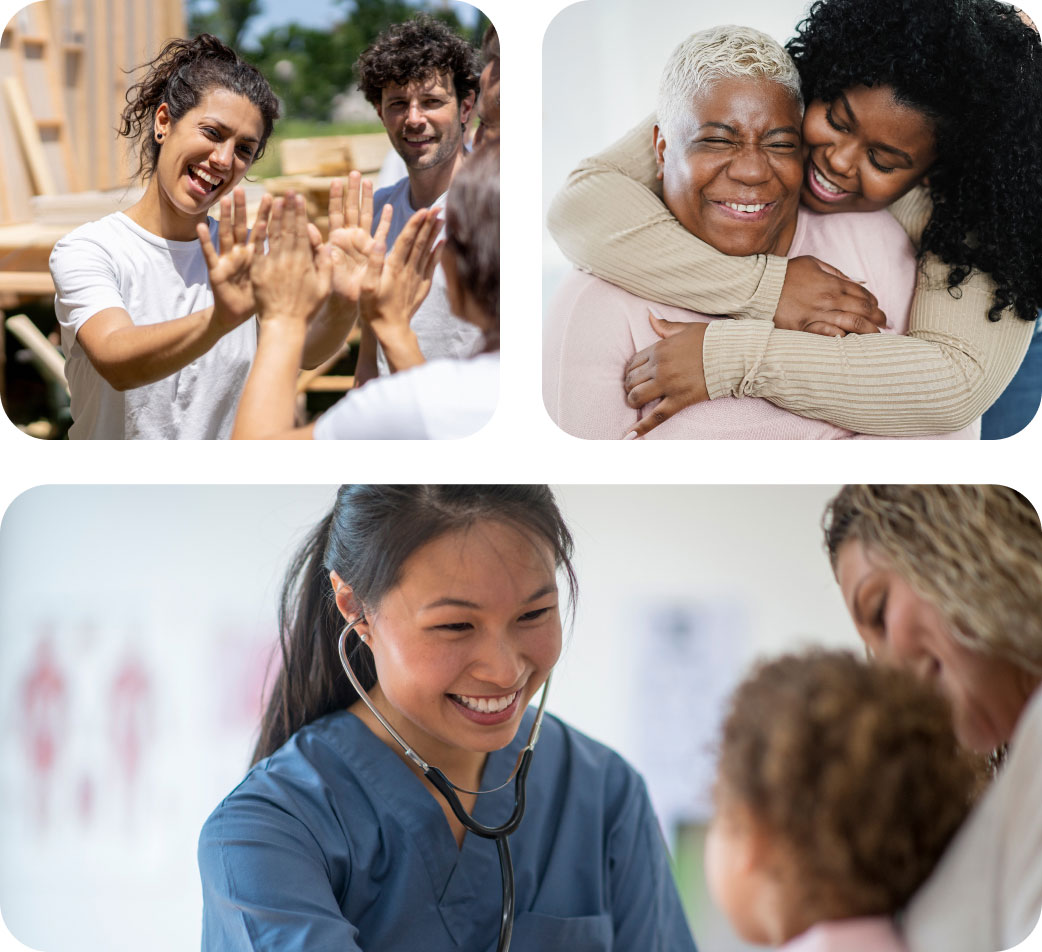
left=836, top=92, right=913, bottom=164
left=696, top=122, right=800, bottom=138
left=421, top=582, right=558, bottom=612
left=200, top=117, right=259, bottom=144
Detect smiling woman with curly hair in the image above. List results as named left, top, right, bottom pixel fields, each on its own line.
left=547, top=0, right=1042, bottom=439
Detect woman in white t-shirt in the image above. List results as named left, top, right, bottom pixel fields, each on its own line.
left=49, top=35, right=352, bottom=439
left=227, top=143, right=500, bottom=440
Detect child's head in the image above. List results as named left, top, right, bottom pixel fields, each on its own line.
left=706, top=650, right=977, bottom=946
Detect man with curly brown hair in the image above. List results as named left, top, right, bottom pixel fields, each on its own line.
left=353, top=16, right=483, bottom=385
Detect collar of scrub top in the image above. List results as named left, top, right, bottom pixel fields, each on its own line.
left=337, top=617, right=552, bottom=798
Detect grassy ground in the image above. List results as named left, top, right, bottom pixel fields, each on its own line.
left=249, top=119, right=385, bottom=179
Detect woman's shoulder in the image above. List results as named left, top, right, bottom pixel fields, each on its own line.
left=538, top=713, right=647, bottom=796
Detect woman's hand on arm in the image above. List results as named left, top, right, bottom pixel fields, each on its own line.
left=231, top=193, right=331, bottom=439
left=775, top=256, right=887, bottom=336
left=358, top=205, right=440, bottom=373
left=622, top=315, right=709, bottom=439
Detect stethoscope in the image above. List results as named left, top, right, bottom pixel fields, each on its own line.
left=337, top=618, right=551, bottom=952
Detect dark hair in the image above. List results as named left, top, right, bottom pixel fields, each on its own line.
left=120, top=34, right=279, bottom=182
left=481, top=23, right=500, bottom=65
left=445, top=141, right=500, bottom=339
left=356, top=14, right=479, bottom=108
left=252, top=486, right=577, bottom=765
left=787, top=0, right=1042, bottom=321
left=718, top=650, right=978, bottom=918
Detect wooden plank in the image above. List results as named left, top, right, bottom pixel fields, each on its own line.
left=3, top=75, right=57, bottom=194
left=280, top=134, right=390, bottom=176
left=5, top=312, right=69, bottom=394
left=0, top=272, right=56, bottom=294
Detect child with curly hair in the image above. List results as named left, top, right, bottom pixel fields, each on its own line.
left=706, top=650, right=978, bottom=951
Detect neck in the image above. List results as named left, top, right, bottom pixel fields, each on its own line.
left=408, top=147, right=466, bottom=209
left=125, top=176, right=209, bottom=241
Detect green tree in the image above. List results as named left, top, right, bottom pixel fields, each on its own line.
left=187, top=0, right=263, bottom=49
left=247, top=1, right=472, bottom=122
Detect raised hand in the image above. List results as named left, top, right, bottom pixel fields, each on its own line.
left=250, top=192, right=332, bottom=329
left=326, top=171, right=388, bottom=305
left=196, top=187, right=272, bottom=329
left=358, top=205, right=441, bottom=371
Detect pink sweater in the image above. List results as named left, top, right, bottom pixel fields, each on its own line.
left=782, top=918, right=907, bottom=952
left=543, top=208, right=980, bottom=440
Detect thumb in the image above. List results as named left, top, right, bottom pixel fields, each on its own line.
left=807, top=256, right=851, bottom=280
left=648, top=311, right=686, bottom=339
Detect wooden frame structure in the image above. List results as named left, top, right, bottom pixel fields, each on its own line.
left=0, top=0, right=185, bottom=226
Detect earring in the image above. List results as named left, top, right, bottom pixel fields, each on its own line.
left=155, top=133, right=164, bottom=142
left=359, top=633, right=368, bottom=644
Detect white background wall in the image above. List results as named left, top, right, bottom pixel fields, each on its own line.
left=0, top=484, right=853, bottom=952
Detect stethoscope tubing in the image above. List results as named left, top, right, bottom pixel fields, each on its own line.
left=336, top=619, right=546, bottom=952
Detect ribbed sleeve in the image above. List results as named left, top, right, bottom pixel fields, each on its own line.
left=547, top=114, right=787, bottom=321
left=546, top=118, right=1034, bottom=435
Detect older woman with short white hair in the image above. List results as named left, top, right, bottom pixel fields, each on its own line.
left=542, top=25, right=976, bottom=441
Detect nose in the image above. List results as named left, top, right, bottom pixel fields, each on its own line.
left=471, top=631, right=525, bottom=688
left=825, top=138, right=858, bottom=178
left=726, top=145, right=770, bottom=186
left=210, top=139, right=235, bottom=170
left=405, top=102, right=425, bottom=127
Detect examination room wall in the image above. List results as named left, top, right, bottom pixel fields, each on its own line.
left=0, top=485, right=853, bottom=952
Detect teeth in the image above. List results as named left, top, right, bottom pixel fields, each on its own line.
left=724, top=202, right=767, bottom=213
left=453, top=691, right=518, bottom=714
left=812, top=166, right=844, bottom=194
left=190, top=165, right=222, bottom=187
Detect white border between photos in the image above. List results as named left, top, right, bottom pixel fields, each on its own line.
left=0, top=0, right=1040, bottom=947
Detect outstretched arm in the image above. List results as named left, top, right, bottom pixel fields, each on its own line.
left=71, top=190, right=269, bottom=391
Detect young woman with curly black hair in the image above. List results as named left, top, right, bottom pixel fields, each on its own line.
left=48, top=36, right=352, bottom=439
left=547, top=0, right=1042, bottom=439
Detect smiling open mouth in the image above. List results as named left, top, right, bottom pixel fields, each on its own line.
left=450, top=691, right=519, bottom=714
left=188, top=164, right=222, bottom=193
left=807, top=164, right=853, bottom=203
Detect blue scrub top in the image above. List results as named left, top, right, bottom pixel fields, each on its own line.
left=199, top=706, right=697, bottom=952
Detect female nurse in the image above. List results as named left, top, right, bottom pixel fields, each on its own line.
left=198, top=486, right=696, bottom=952
left=825, top=485, right=1042, bottom=952
left=49, top=34, right=351, bottom=438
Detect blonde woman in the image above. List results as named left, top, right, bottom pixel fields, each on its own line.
left=824, top=486, right=1042, bottom=952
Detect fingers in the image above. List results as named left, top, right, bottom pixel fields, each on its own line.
left=250, top=194, right=273, bottom=252
left=373, top=203, right=393, bottom=247
left=625, top=378, right=664, bottom=409
left=329, top=178, right=345, bottom=233
left=361, top=237, right=387, bottom=300
left=307, top=222, right=322, bottom=252
left=346, top=171, right=361, bottom=230
left=197, top=221, right=220, bottom=271
left=625, top=400, right=679, bottom=439
left=217, top=195, right=233, bottom=253
left=392, top=207, right=435, bottom=269
left=232, top=188, right=248, bottom=246
left=803, top=321, right=847, bottom=338
left=624, top=345, right=653, bottom=378
left=268, top=196, right=285, bottom=247
left=360, top=177, right=374, bottom=233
